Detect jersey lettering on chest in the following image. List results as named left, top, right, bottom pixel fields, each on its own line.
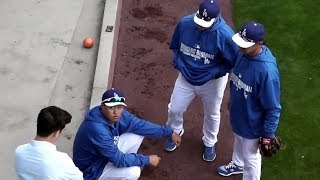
left=230, top=72, right=253, bottom=99
left=180, top=43, right=215, bottom=64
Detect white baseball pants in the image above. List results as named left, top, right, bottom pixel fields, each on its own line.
left=98, top=133, right=144, bottom=180
left=232, top=133, right=262, bottom=180
left=166, top=73, right=228, bottom=147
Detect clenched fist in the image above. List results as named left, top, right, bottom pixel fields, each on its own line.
left=149, top=155, right=161, bottom=167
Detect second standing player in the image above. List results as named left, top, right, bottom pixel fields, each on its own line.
left=164, top=0, right=238, bottom=161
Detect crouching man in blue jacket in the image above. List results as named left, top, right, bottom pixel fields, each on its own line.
left=73, top=88, right=181, bottom=180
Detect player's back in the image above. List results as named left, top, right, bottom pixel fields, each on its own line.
left=15, top=140, right=83, bottom=180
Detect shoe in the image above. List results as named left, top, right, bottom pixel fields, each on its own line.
left=202, top=145, right=216, bottom=161
left=164, top=129, right=184, bottom=152
left=217, top=161, right=243, bottom=176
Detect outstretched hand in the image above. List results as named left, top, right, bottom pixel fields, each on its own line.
left=172, top=132, right=182, bottom=147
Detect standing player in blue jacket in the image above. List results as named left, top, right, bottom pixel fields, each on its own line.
left=216, top=22, right=281, bottom=180
left=164, top=0, right=238, bottom=162
left=73, top=88, right=181, bottom=180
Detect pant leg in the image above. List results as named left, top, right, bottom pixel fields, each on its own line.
left=167, top=73, right=196, bottom=133
left=198, top=74, right=228, bottom=147
left=232, top=133, right=244, bottom=167
left=241, top=137, right=261, bottom=180
left=116, top=133, right=144, bottom=154
left=98, top=165, right=141, bottom=180
left=98, top=133, right=144, bottom=180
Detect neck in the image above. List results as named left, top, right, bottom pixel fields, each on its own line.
left=35, top=135, right=55, bottom=143
left=106, top=119, right=115, bottom=126
left=248, top=46, right=262, bottom=57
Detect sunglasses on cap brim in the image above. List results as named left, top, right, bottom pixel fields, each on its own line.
left=102, top=97, right=126, bottom=103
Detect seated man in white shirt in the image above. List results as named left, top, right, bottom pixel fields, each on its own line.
left=14, top=106, right=83, bottom=180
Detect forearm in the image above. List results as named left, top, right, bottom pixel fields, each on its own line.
left=132, top=120, right=173, bottom=138
left=111, top=152, right=149, bottom=168
left=264, top=108, right=281, bottom=137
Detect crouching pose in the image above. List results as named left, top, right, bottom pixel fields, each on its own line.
left=73, top=88, right=181, bottom=180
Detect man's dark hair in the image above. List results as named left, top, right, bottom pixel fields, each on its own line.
left=37, top=106, right=72, bottom=137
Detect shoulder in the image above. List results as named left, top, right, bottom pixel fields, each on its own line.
left=77, top=120, right=113, bottom=145
left=181, top=14, right=195, bottom=21
left=178, top=14, right=196, bottom=26
left=212, top=16, right=234, bottom=33
left=15, top=143, right=29, bottom=151
left=264, top=63, right=280, bottom=80
left=82, top=113, right=109, bottom=133
left=259, top=63, right=280, bottom=82
left=14, top=144, right=31, bottom=168
left=15, top=143, right=31, bottom=155
left=264, top=47, right=277, bottom=61
left=262, top=47, right=278, bottom=67
left=216, top=24, right=235, bottom=38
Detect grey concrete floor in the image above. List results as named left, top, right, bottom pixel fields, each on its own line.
left=0, top=0, right=105, bottom=178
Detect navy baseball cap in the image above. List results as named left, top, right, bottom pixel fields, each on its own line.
left=232, top=22, right=265, bottom=48
left=101, top=88, right=127, bottom=107
left=194, top=0, right=220, bottom=28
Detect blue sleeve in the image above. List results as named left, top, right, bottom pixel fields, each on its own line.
left=218, top=25, right=239, bottom=70
left=258, top=72, right=281, bottom=138
left=90, top=127, right=149, bottom=168
left=222, top=36, right=238, bottom=68
left=214, top=28, right=238, bottom=79
left=169, top=22, right=181, bottom=69
left=121, top=111, right=174, bottom=138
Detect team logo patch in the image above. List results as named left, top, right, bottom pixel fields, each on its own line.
left=202, top=9, right=208, bottom=18
left=241, top=29, right=247, bottom=38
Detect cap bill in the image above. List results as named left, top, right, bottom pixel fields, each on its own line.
left=232, top=33, right=255, bottom=48
left=193, top=12, right=215, bottom=28
left=104, top=102, right=127, bottom=107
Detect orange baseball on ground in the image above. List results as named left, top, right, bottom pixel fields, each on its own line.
left=83, top=37, right=94, bottom=48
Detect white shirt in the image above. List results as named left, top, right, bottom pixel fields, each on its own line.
left=15, top=140, right=83, bottom=180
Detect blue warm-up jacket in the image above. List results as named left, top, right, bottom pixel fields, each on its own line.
left=73, top=106, right=173, bottom=180
left=170, top=14, right=238, bottom=86
left=229, top=46, right=281, bottom=139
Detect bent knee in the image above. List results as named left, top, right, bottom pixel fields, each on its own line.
left=168, top=103, right=186, bottom=115
left=120, top=133, right=144, bottom=143
left=126, top=166, right=141, bottom=180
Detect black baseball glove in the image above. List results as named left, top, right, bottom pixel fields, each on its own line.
left=258, top=136, right=282, bottom=157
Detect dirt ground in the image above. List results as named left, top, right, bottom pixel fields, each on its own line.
left=112, top=0, right=241, bottom=179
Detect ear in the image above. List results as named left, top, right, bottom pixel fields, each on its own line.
left=53, top=130, right=61, bottom=139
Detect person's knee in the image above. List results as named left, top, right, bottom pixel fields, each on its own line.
left=167, top=103, right=184, bottom=114
left=126, top=166, right=141, bottom=180
left=125, top=133, right=144, bottom=142
left=168, top=109, right=184, bottom=116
